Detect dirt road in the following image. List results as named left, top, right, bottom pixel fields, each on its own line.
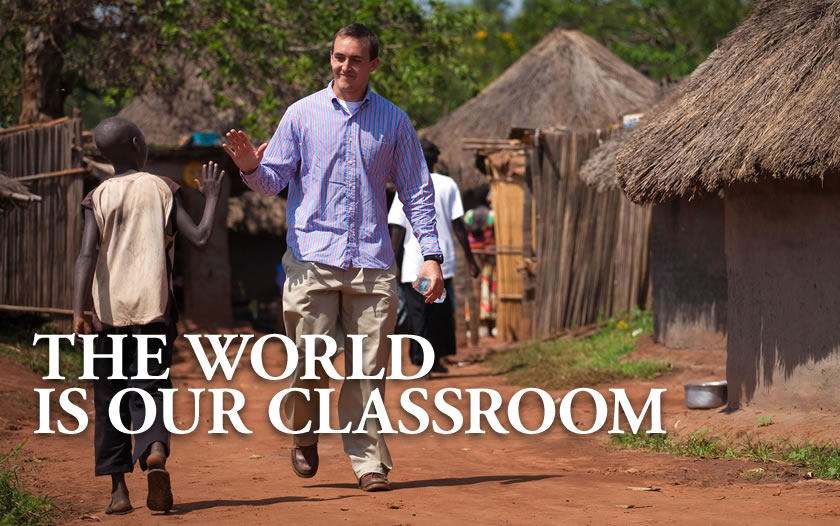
left=2, top=334, right=839, bottom=525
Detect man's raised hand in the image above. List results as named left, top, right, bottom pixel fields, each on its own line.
left=223, top=129, right=268, bottom=174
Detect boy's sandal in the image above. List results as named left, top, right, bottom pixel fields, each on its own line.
left=146, top=468, right=174, bottom=512
left=105, top=502, right=133, bottom=515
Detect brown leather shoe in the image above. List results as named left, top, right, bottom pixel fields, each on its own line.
left=358, top=472, right=392, bottom=492
left=290, top=444, right=319, bottom=478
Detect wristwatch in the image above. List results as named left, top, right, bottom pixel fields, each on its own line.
left=424, top=254, right=444, bottom=265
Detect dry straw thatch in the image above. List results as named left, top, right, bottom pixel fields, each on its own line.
left=578, top=126, right=635, bottom=192
left=616, top=0, right=840, bottom=204
left=422, top=28, right=659, bottom=190
left=579, top=79, right=685, bottom=192
left=118, top=61, right=237, bottom=147
left=227, top=191, right=287, bottom=236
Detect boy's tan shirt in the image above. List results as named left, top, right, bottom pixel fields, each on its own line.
left=89, top=172, right=174, bottom=327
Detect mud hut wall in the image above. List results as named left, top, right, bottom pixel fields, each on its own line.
left=144, top=157, right=233, bottom=327
left=725, top=177, right=840, bottom=410
left=533, top=129, right=651, bottom=337
left=0, top=119, right=83, bottom=318
left=651, top=197, right=727, bottom=350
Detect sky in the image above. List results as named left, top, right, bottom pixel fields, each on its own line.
left=443, top=0, right=525, bottom=18
left=506, top=0, right=524, bottom=16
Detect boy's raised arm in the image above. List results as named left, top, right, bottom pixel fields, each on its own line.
left=73, top=208, right=100, bottom=335
left=176, top=161, right=225, bottom=248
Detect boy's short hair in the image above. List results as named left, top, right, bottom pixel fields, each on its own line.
left=93, top=117, right=146, bottom=163
left=331, top=23, right=380, bottom=60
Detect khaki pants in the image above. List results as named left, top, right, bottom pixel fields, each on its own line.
left=281, top=250, right=397, bottom=478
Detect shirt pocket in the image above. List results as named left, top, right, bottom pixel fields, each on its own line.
left=359, top=127, right=395, bottom=177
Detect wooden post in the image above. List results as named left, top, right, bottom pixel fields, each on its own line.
left=519, top=144, right=537, bottom=341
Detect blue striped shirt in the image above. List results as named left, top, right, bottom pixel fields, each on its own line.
left=242, top=82, right=441, bottom=270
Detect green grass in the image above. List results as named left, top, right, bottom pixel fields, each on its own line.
left=488, top=309, right=668, bottom=389
left=612, top=430, right=840, bottom=481
left=0, top=443, right=55, bottom=526
left=783, top=441, right=840, bottom=479
left=0, top=313, right=83, bottom=384
left=611, top=429, right=724, bottom=457
left=742, top=434, right=775, bottom=463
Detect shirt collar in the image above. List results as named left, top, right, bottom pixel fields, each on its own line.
left=327, top=80, right=372, bottom=107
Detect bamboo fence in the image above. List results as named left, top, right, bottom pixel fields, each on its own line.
left=532, top=129, right=650, bottom=336
left=0, top=118, right=85, bottom=318
left=473, top=128, right=651, bottom=341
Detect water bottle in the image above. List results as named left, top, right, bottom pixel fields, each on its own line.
left=413, top=276, right=446, bottom=303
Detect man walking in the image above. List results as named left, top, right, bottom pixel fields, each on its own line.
left=389, top=139, right=481, bottom=373
left=223, top=23, right=444, bottom=492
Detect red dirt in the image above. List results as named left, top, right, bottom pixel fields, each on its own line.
left=2, top=331, right=839, bottom=525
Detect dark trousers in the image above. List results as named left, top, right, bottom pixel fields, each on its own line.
left=402, top=279, right=457, bottom=366
left=93, top=323, right=175, bottom=476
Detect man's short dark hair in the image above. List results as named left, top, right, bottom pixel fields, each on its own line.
left=331, top=23, right=380, bottom=60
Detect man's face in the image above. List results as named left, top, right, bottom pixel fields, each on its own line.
left=331, top=36, right=379, bottom=95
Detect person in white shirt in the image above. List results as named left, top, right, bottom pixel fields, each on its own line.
left=388, top=139, right=480, bottom=373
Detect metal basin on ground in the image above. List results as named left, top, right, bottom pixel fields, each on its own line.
left=684, top=381, right=727, bottom=409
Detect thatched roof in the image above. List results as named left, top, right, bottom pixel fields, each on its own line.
left=580, top=78, right=688, bottom=192
left=422, top=28, right=659, bottom=190
left=227, top=191, right=287, bottom=236
left=118, top=61, right=238, bottom=147
left=615, top=0, right=840, bottom=204
left=0, top=171, right=40, bottom=213
left=578, top=126, right=636, bottom=192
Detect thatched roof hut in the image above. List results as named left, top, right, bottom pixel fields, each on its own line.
left=580, top=82, right=728, bottom=351
left=582, top=123, right=728, bottom=351
left=422, top=28, right=659, bottom=190
left=118, top=61, right=238, bottom=147
left=0, top=171, right=40, bottom=213
left=615, top=0, right=840, bottom=409
left=616, top=0, right=840, bottom=204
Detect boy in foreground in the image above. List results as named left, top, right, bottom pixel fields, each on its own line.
left=72, top=117, right=223, bottom=514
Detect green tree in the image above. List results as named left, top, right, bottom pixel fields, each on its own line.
left=0, top=0, right=481, bottom=135
left=0, top=1, right=189, bottom=127
left=0, top=0, right=754, bottom=133
left=181, top=0, right=482, bottom=135
left=462, top=0, right=521, bottom=86
left=511, top=0, right=754, bottom=79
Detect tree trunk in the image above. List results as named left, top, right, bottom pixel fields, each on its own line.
left=18, top=25, right=65, bottom=124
